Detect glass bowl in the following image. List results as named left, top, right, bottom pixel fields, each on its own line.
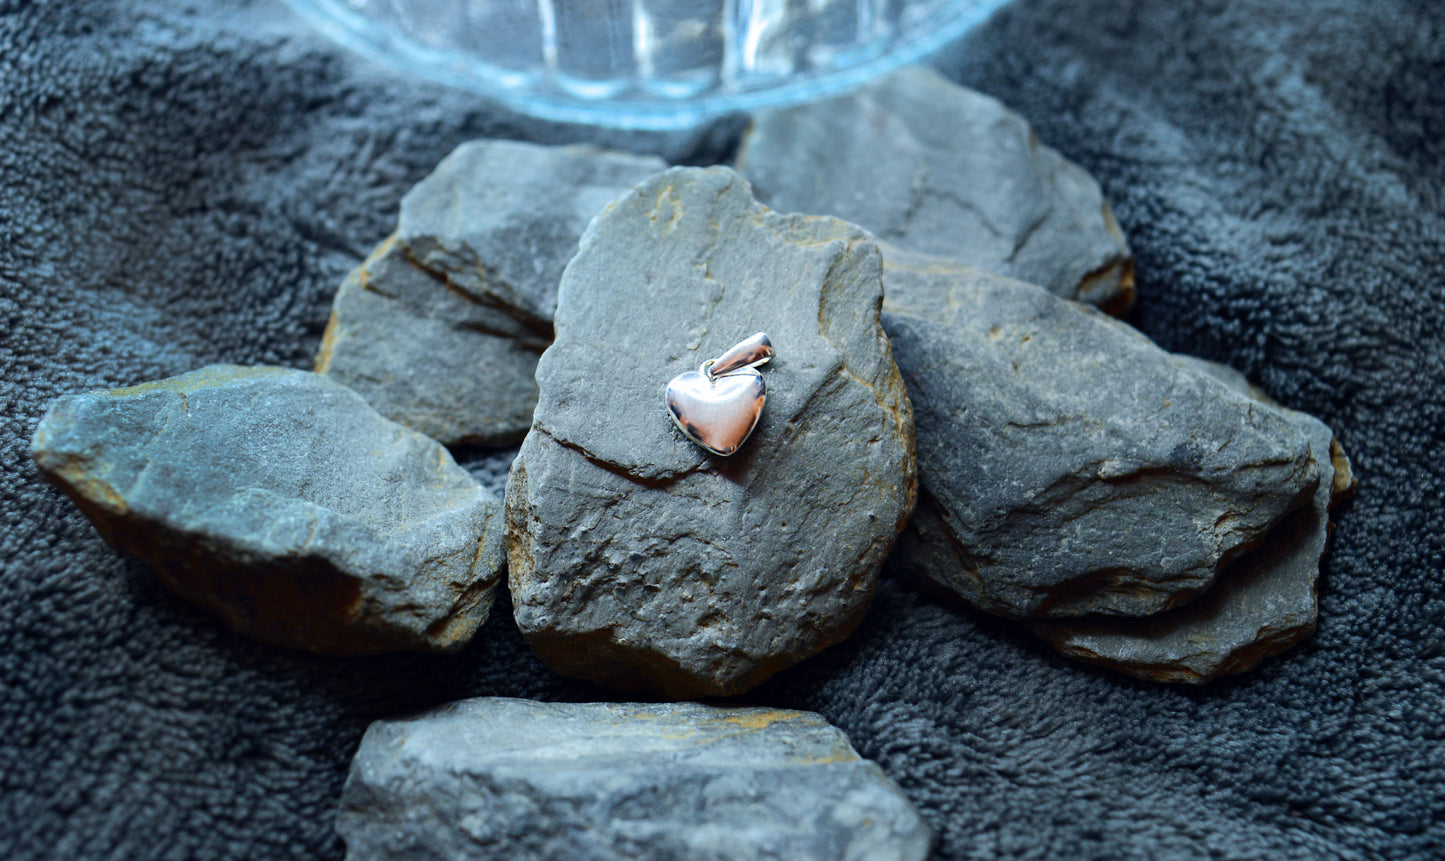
left=281, top=0, right=1012, bottom=129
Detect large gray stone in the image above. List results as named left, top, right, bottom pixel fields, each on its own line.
left=506, top=166, right=916, bottom=698
left=737, top=65, right=1135, bottom=313
left=31, top=365, right=505, bottom=655
left=337, top=697, right=932, bottom=861
left=317, top=140, right=666, bottom=446
left=1028, top=360, right=1355, bottom=682
left=881, top=252, right=1320, bottom=619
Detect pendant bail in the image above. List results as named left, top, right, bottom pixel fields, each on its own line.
left=704, top=333, right=773, bottom=380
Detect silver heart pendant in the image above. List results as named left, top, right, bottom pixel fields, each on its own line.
left=666, top=333, right=773, bottom=457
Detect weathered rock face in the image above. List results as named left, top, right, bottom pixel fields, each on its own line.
left=1169, top=353, right=1360, bottom=512
left=31, top=365, right=505, bottom=655
left=737, top=65, right=1134, bottom=313
left=507, top=166, right=916, bottom=698
left=315, top=237, right=546, bottom=448
left=337, top=698, right=932, bottom=861
left=317, top=140, right=666, bottom=446
left=881, top=254, right=1320, bottom=619
left=1028, top=360, right=1355, bottom=682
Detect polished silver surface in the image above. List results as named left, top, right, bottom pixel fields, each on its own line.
left=705, top=332, right=773, bottom=379
left=667, top=333, right=774, bottom=457
left=667, top=369, right=766, bottom=457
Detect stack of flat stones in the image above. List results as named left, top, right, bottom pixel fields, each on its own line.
left=28, top=66, right=1353, bottom=860
left=877, top=255, right=1350, bottom=682
left=29, top=139, right=929, bottom=860
left=738, top=66, right=1352, bottom=684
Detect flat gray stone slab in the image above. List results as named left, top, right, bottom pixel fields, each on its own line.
left=1029, top=359, right=1355, bottom=682
left=31, top=365, right=505, bottom=655
left=881, top=253, right=1320, bottom=619
left=737, top=65, right=1134, bottom=313
left=507, top=166, right=916, bottom=698
left=337, top=698, right=932, bottom=861
left=318, top=140, right=665, bottom=446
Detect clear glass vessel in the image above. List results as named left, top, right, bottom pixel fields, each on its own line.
left=282, top=0, right=1011, bottom=128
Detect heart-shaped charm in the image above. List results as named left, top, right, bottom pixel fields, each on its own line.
left=667, top=333, right=773, bottom=457
left=667, top=369, right=766, bottom=456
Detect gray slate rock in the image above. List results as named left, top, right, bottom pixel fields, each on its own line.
left=1027, top=359, right=1355, bottom=682
left=317, top=140, right=666, bottom=446
left=507, top=166, right=916, bottom=698
left=881, top=253, right=1320, bottom=619
left=737, top=65, right=1135, bottom=313
left=31, top=365, right=505, bottom=655
left=337, top=697, right=932, bottom=861
left=1172, top=356, right=1358, bottom=505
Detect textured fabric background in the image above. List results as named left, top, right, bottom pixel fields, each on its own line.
left=2, top=1, right=1442, bottom=858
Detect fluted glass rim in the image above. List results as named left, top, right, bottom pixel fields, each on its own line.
left=280, top=0, right=1012, bottom=129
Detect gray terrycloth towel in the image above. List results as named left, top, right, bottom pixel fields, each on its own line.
left=2, top=0, right=1441, bottom=858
